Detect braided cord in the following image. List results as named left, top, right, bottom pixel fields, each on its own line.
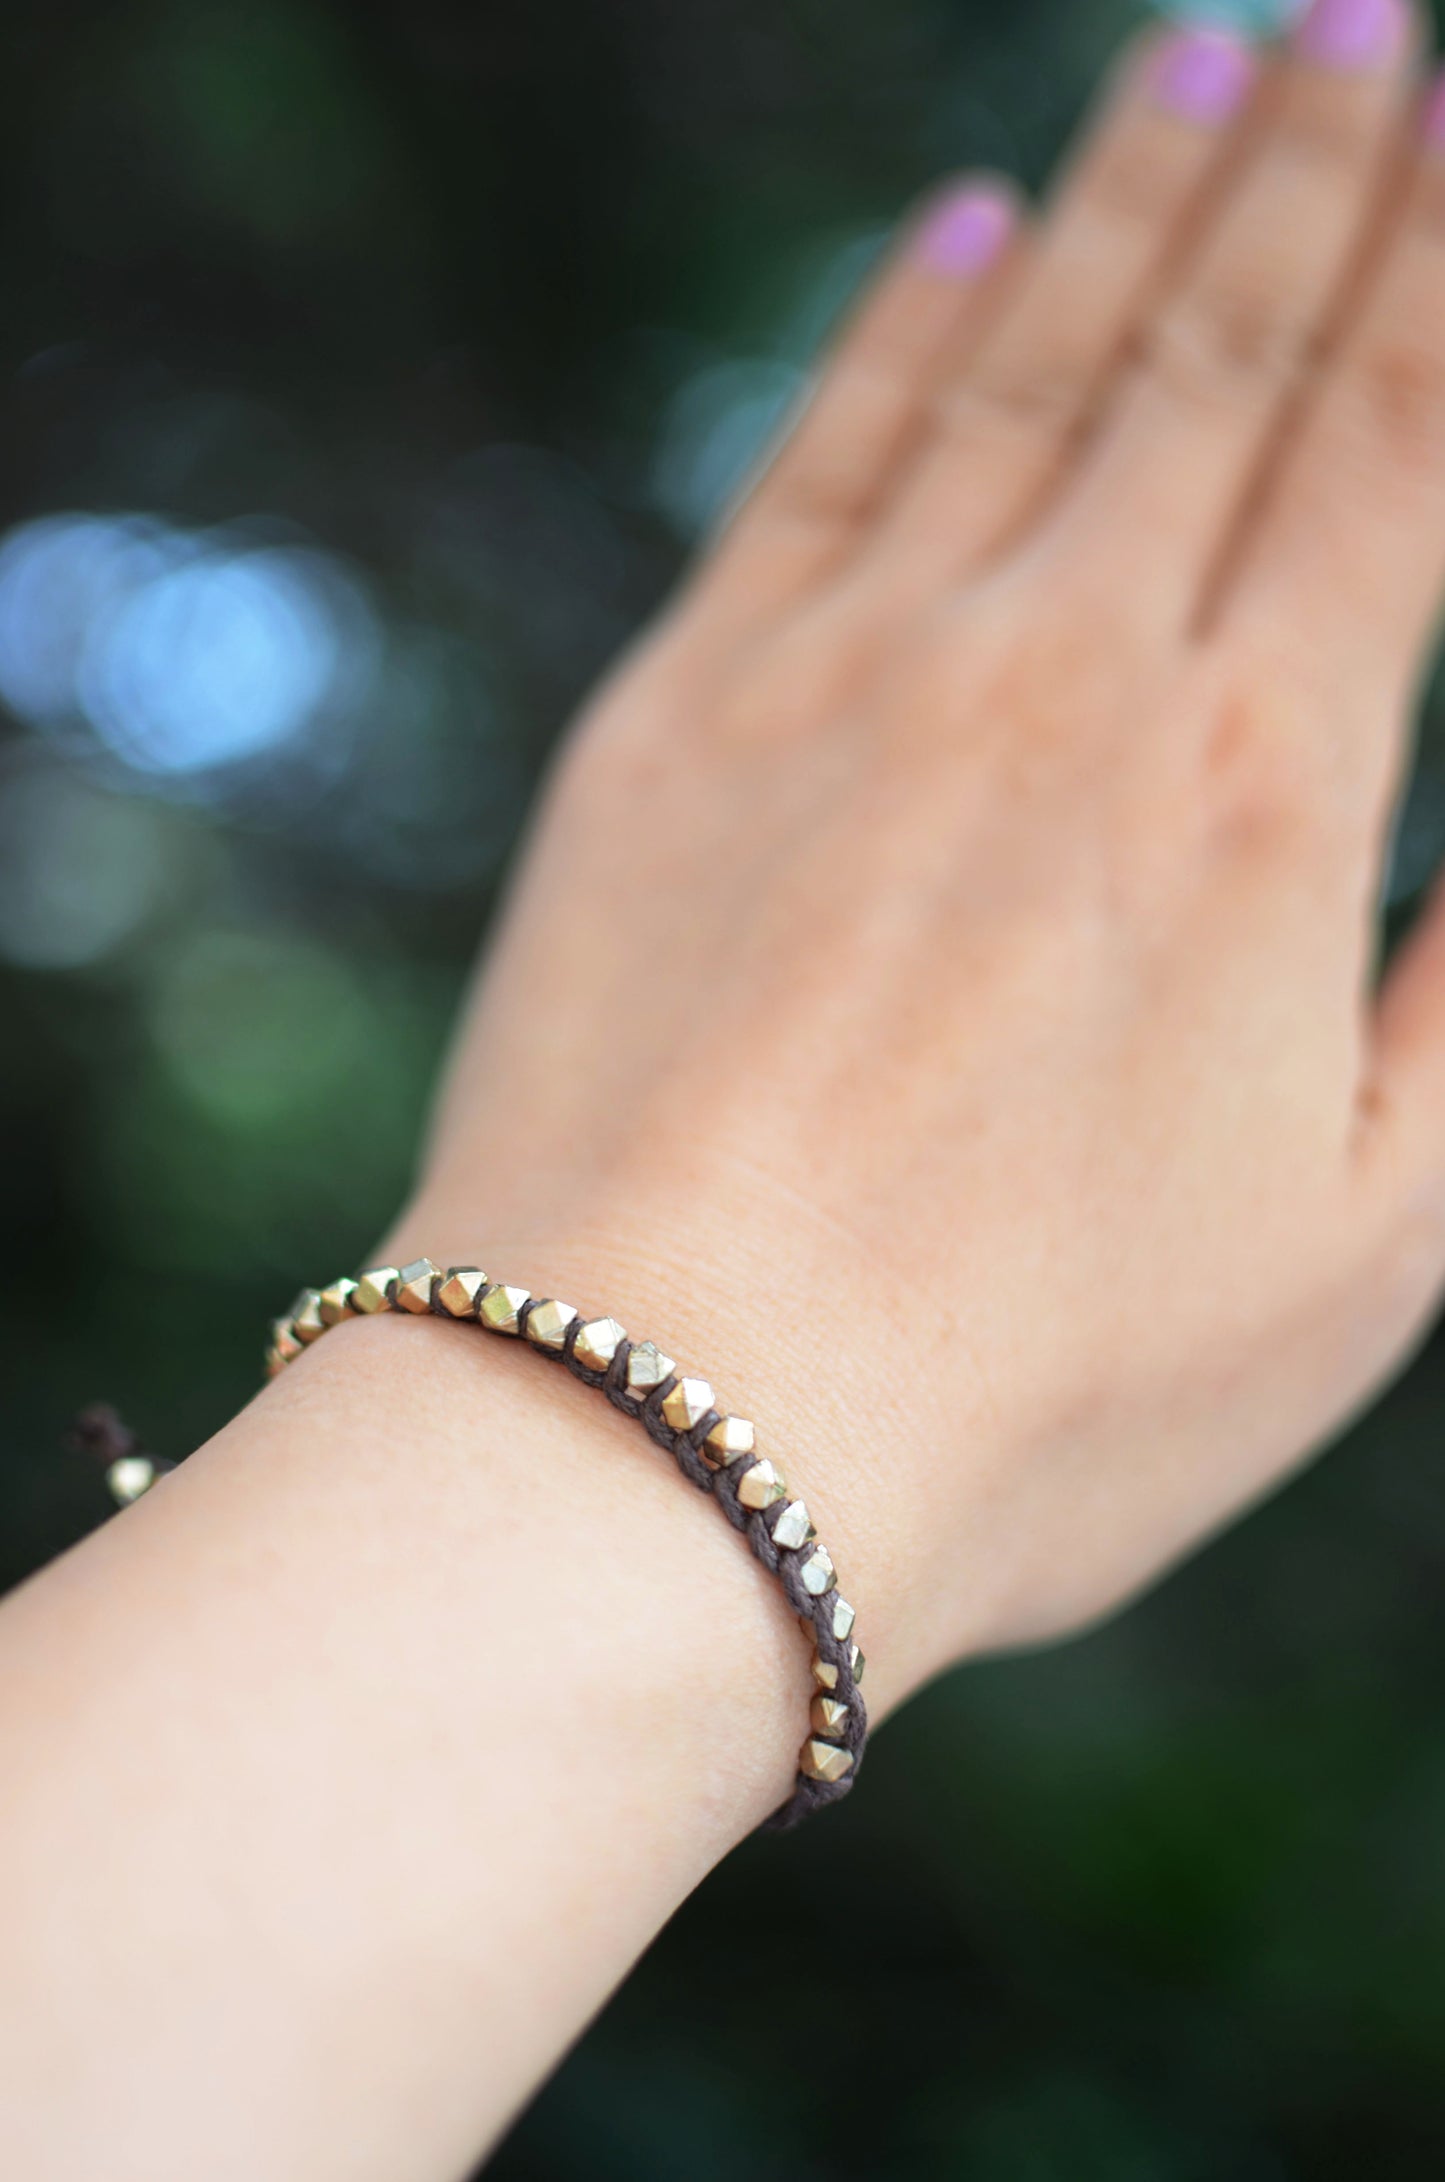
left=265, top=1260, right=867, bottom=1828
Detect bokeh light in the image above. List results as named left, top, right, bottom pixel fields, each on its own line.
left=0, top=513, right=378, bottom=783
left=1153, top=0, right=1301, bottom=28
left=1161, top=0, right=1309, bottom=26
left=0, top=515, right=172, bottom=727
left=0, top=759, right=183, bottom=969
left=652, top=357, right=804, bottom=536
left=148, top=925, right=374, bottom=1128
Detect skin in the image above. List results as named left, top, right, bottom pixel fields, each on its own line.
left=6, top=7, right=1445, bottom=2175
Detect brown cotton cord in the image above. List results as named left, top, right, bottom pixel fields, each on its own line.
left=68, top=1403, right=150, bottom=1469
left=512, top=1295, right=870, bottom=1829
left=71, top=1273, right=867, bottom=1831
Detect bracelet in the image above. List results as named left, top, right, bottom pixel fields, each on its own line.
left=265, top=1259, right=868, bottom=1829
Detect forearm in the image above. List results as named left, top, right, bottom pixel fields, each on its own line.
left=0, top=1314, right=804, bottom=2181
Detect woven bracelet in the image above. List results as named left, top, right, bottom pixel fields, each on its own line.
left=235, top=1257, right=867, bottom=1829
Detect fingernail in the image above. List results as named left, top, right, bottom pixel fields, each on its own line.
left=1147, top=27, right=1256, bottom=126
left=1293, top=0, right=1410, bottom=72
left=911, top=184, right=1015, bottom=279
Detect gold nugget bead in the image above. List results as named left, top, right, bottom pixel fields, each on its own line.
left=573, top=1316, right=626, bottom=1373
left=353, top=1266, right=400, bottom=1314
left=290, top=1289, right=326, bottom=1344
left=829, top=1595, right=856, bottom=1642
left=625, top=1341, right=674, bottom=1398
left=396, top=1258, right=441, bottom=1314
left=318, top=1278, right=358, bottom=1326
left=810, top=1694, right=851, bottom=1740
left=525, top=1299, right=578, bottom=1352
left=437, top=1267, right=487, bottom=1318
left=811, top=1643, right=864, bottom=1692
left=800, top=1545, right=838, bottom=1597
left=661, top=1376, right=715, bottom=1433
left=270, top=1319, right=305, bottom=1365
left=479, top=1283, right=530, bottom=1335
left=771, top=1499, right=815, bottom=1552
left=737, top=1459, right=787, bottom=1512
left=800, top=1738, right=855, bottom=1785
left=702, top=1415, right=755, bottom=1469
left=107, top=1453, right=157, bottom=1505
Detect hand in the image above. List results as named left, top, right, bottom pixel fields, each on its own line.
left=397, top=1, right=1445, bottom=1707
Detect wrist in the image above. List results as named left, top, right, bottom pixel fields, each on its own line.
left=377, top=1186, right=990, bottom=1721
left=256, top=1304, right=805, bottom=1834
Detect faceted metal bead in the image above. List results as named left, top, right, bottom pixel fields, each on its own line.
left=829, top=1595, right=856, bottom=1642
left=318, top=1279, right=358, bottom=1326
left=354, top=1267, right=400, bottom=1314
left=396, top=1258, right=441, bottom=1314
left=479, top=1283, right=530, bottom=1335
left=573, top=1317, right=626, bottom=1373
left=625, top=1342, right=674, bottom=1398
left=812, top=1647, right=862, bottom=1693
left=800, top=1738, right=854, bottom=1785
left=800, top=1545, right=838, bottom=1597
left=269, top=1320, right=304, bottom=1364
left=107, top=1454, right=156, bottom=1505
left=660, top=1377, right=715, bottom=1433
left=810, top=1694, right=851, bottom=1741
left=771, top=1499, right=815, bottom=1552
left=525, top=1299, right=577, bottom=1352
left=290, top=1289, right=326, bottom=1344
left=264, top=1346, right=287, bottom=1381
left=437, top=1267, right=487, bottom=1318
left=702, top=1415, right=755, bottom=1469
left=737, top=1459, right=786, bottom=1511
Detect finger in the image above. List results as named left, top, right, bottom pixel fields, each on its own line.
left=1032, top=0, right=1418, bottom=646
left=850, top=20, right=1260, bottom=600
left=699, top=177, right=1023, bottom=626
left=1223, top=85, right=1445, bottom=787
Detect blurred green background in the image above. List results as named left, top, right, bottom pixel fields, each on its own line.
left=4, top=0, right=1445, bottom=2174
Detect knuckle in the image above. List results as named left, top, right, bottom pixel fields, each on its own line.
left=1340, top=327, right=1445, bottom=472
left=1274, top=81, right=1372, bottom=175
left=1200, top=671, right=1326, bottom=836
left=959, top=608, right=1135, bottom=769
left=764, top=362, right=901, bottom=529
left=1082, top=124, right=1193, bottom=232
left=941, top=347, right=1091, bottom=439
left=1146, top=276, right=1309, bottom=409
left=1200, top=670, right=1384, bottom=872
left=765, top=461, right=873, bottom=534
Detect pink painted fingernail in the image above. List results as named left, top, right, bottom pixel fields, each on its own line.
left=1147, top=27, right=1256, bottom=126
left=1294, top=0, right=1410, bottom=71
left=911, top=183, right=1015, bottom=279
